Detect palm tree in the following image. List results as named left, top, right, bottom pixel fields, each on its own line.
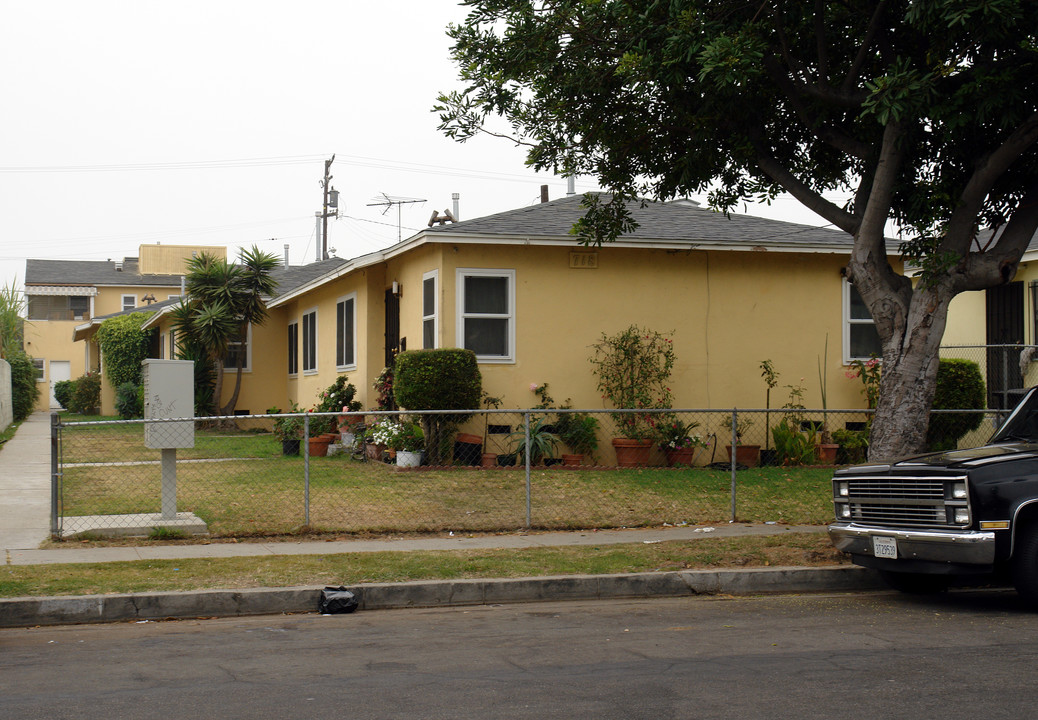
left=170, top=247, right=279, bottom=416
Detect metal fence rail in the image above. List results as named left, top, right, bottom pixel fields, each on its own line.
left=53, top=406, right=1001, bottom=540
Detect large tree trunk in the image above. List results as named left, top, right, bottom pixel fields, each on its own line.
left=866, top=286, right=949, bottom=461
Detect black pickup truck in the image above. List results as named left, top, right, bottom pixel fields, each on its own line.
left=829, top=386, right=1038, bottom=600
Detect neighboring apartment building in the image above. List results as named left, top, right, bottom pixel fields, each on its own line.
left=23, top=244, right=226, bottom=410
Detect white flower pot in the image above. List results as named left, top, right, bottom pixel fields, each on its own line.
left=396, top=450, right=422, bottom=467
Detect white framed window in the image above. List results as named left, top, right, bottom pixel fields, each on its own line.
left=843, top=279, right=883, bottom=363
left=336, top=294, right=357, bottom=370
left=33, top=358, right=45, bottom=382
left=223, top=323, right=252, bottom=372
left=456, top=268, right=515, bottom=363
left=287, top=320, right=299, bottom=376
left=422, top=270, right=438, bottom=349
left=302, top=309, right=318, bottom=374
left=121, top=294, right=136, bottom=312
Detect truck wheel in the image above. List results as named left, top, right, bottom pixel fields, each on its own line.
left=1011, top=525, right=1038, bottom=603
left=877, top=570, right=950, bottom=594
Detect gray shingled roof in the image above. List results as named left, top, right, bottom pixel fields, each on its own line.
left=25, top=255, right=348, bottom=295
left=424, top=195, right=854, bottom=247
left=24, top=257, right=185, bottom=287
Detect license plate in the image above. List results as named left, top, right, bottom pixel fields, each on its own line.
left=873, top=536, right=898, bottom=559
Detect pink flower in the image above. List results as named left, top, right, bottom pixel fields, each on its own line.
left=530, top=383, right=539, bottom=391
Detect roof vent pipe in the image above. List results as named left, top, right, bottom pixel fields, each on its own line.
left=567, top=177, right=575, bottom=196
left=452, top=193, right=460, bottom=222
left=115, top=261, right=123, bottom=272
left=284, top=244, right=290, bottom=267
left=540, top=185, right=549, bottom=203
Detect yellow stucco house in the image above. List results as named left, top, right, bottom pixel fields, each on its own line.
left=133, top=195, right=894, bottom=421
left=24, top=245, right=226, bottom=410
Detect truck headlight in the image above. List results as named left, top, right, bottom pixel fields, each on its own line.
left=838, top=503, right=851, bottom=519
left=954, top=507, right=969, bottom=524
left=952, top=482, right=967, bottom=499
left=836, top=481, right=849, bottom=498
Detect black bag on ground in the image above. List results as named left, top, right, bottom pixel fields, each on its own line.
left=319, top=586, right=359, bottom=614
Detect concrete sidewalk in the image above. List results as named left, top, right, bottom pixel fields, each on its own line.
left=0, top=411, right=52, bottom=555
left=7, top=523, right=827, bottom=565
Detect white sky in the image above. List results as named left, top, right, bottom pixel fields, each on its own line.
left=0, top=0, right=841, bottom=294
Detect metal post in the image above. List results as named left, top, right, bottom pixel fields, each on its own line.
left=525, top=411, right=532, bottom=528
left=730, top=408, right=738, bottom=523
left=160, top=448, right=177, bottom=520
left=50, top=412, right=60, bottom=536
left=303, top=413, right=311, bottom=526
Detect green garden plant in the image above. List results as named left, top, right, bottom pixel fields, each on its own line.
left=589, top=325, right=675, bottom=440
left=94, top=312, right=155, bottom=388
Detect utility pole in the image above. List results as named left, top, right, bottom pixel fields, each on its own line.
left=319, top=155, right=338, bottom=260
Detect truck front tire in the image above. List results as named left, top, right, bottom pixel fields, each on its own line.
left=1011, top=525, right=1038, bottom=604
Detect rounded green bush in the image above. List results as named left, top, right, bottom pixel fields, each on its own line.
left=927, top=358, right=986, bottom=451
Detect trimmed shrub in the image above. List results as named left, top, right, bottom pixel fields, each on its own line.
left=394, top=349, right=482, bottom=412
left=70, top=372, right=101, bottom=415
left=394, top=349, right=482, bottom=464
left=53, top=379, right=76, bottom=410
left=927, top=358, right=986, bottom=451
left=115, top=381, right=143, bottom=419
left=9, top=352, right=41, bottom=421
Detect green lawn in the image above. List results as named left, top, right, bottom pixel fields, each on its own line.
left=56, top=418, right=836, bottom=538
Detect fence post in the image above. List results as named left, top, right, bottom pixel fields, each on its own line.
left=303, top=412, right=310, bottom=527
left=730, top=408, right=738, bottom=523
left=50, top=412, right=60, bottom=537
left=524, top=410, right=532, bottom=528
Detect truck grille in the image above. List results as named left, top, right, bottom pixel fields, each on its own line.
left=833, top=475, right=970, bottom=529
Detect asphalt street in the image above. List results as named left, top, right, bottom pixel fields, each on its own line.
left=2, top=589, right=1036, bottom=719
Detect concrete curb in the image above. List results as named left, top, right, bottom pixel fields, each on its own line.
left=0, top=565, right=884, bottom=628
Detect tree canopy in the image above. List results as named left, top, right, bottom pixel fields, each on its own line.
left=438, top=0, right=1038, bottom=459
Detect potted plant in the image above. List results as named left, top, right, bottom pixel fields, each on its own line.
left=816, top=334, right=839, bottom=463
left=366, top=419, right=398, bottom=462
left=657, top=417, right=707, bottom=467
left=556, top=411, right=600, bottom=466
left=759, top=359, right=780, bottom=466
left=721, top=414, right=759, bottom=467
left=269, top=404, right=303, bottom=456
left=590, top=325, right=676, bottom=467
left=509, top=415, right=559, bottom=466
left=391, top=420, right=425, bottom=468
left=481, top=392, right=504, bottom=467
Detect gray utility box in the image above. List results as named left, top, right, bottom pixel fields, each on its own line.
left=142, top=359, right=195, bottom=449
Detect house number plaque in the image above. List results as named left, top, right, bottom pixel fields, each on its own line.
left=569, top=252, right=599, bottom=269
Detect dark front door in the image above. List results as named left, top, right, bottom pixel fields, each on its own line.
left=986, top=281, right=1024, bottom=409
left=385, top=289, right=401, bottom=369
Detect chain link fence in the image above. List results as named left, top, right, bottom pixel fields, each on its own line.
left=53, top=406, right=1002, bottom=540
left=940, top=344, right=1038, bottom=412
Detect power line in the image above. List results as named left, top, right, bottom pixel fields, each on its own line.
left=0, top=154, right=329, bottom=174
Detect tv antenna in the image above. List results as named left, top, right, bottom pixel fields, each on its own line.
left=367, top=193, right=426, bottom=242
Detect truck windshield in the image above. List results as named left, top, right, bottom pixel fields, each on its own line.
left=990, top=387, right=1038, bottom=443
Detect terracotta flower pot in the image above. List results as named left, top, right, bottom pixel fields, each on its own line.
left=726, top=444, right=761, bottom=467
left=561, top=453, right=584, bottom=467
left=365, top=443, right=386, bottom=461
left=481, top=452, right=499, bottom=468
left=665, top=447, right=697, bottom=467
left=307, top=437, right=330, bottom=457
left=817, top=443, right=839, bottom=465
left=612, top=438, right=652, bottom=467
